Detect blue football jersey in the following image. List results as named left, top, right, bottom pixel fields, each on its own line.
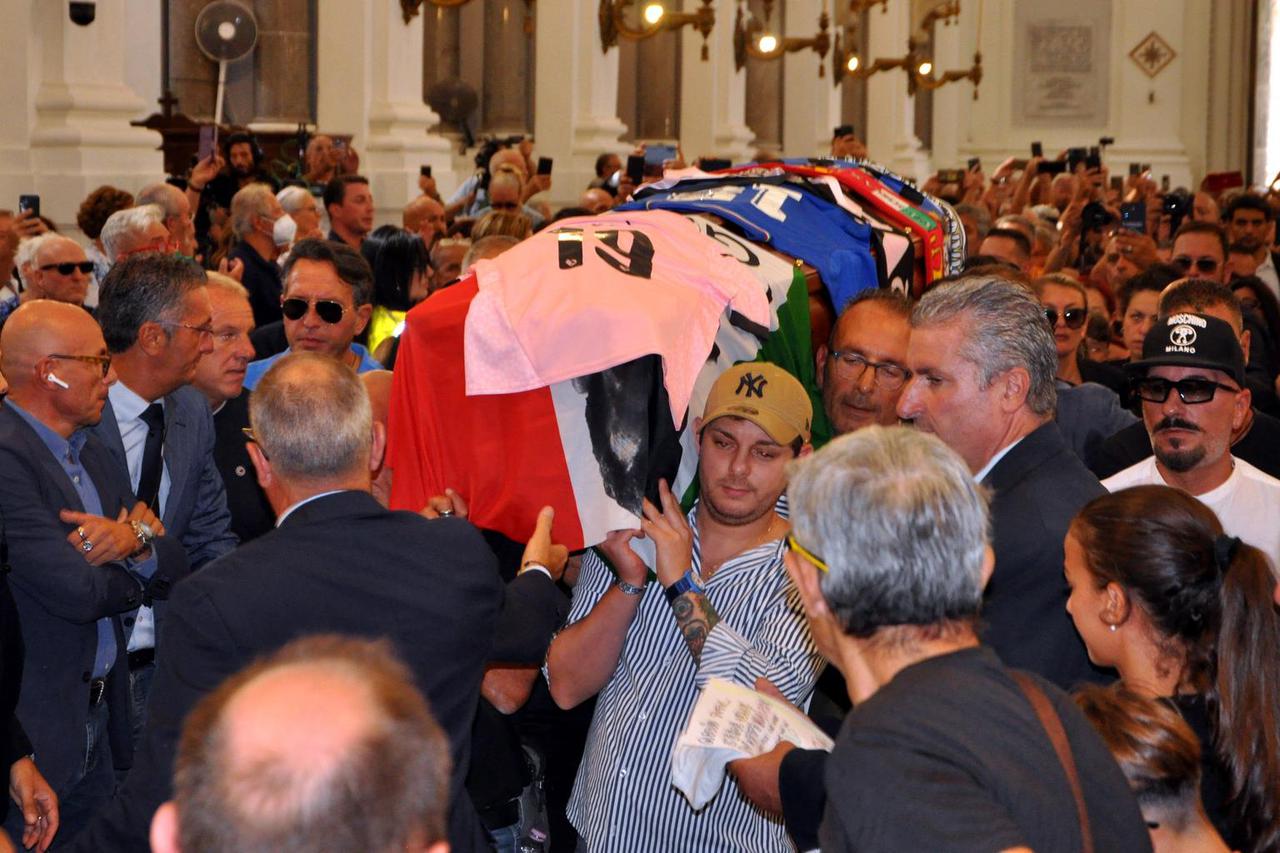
left=620, top=177, right=879, bottom=314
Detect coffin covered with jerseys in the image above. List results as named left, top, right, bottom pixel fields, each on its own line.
left=386, top=159, right=964, bottom=550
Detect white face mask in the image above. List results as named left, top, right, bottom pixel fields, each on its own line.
left=272, top=213, right=297, bottom=247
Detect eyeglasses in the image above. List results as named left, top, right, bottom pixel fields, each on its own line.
left=47, top=353, right=112, bottom=377
left=241, top=426, right=269, bottom=459
left=1133, top=376, right=1240, bottom=404
left=158, top=321, right=215, bottom=340
left=39, top=261, right=94, bottom=275
left=827, top=350, right=910, bottom=390
left=282, top=297, right=346, bottom=324
left=785, top=533, right=829, bottom=573
left=1043, top=307, right=1087, bottom=330
left=489, top=201, right=520, bottom=211
left=1171, top=256, right=1221, bottom=275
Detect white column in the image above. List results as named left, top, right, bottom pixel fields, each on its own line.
left=863, top=1, right=929, bottom=180
left=782, top=0, right=843, bottom=158
left=534, top=0, right=628, bottom=207
left=317, top=0, right=456, bottom=226
left=679, top=0, right=754, bottom=163
left=12, top=0, right=164, bottom=231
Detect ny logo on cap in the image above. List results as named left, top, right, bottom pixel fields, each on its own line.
left=1170, top=324, right=1197, bottom=348
left=736, top=372, right=768, bottom=398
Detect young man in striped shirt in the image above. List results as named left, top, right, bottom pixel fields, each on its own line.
left=545, top=362, right=824, bottom=852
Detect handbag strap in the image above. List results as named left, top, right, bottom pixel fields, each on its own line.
left=1009, top=670, right=1095, bottom=853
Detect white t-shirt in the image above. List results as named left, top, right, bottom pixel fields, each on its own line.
left=1103, top=456, right=1280, bottom=573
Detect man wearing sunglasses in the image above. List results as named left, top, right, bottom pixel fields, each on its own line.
left=1169, top=221, right=1228, bottom=284
left=242, top=239, right=380, bottom=390
left=24, top=235, right=94, bottom=310
left=1091, top=279, right=1280, bottom=481
left=1103, top=312, right=1280, bottom=568
left=0, top=234, right=97, bottom=332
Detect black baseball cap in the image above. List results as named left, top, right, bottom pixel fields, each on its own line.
left=1126, top=312, right=1245, bottom=385
left=832, top=124, right=855, bottom=139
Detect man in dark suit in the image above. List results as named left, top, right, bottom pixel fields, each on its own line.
left=895, top=275, right=1108, bottom=688
left=70, top=352, right=529, bottom=852
left=188, top=273, right=275, bottom=541
left=0, top=301, right=190, bottom=844
left=91, top=253, right=238, bottom=739
left=0, top=351, right=59, bottom=853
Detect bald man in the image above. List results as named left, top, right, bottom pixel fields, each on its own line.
left=580, top=188, right=613, bottom=215
left=403, top=196, right=447, bottom=249
left=0, top=302, right=190, bottom=844
left=149, top=635, right=451, bottom=853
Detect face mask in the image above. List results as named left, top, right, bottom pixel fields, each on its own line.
left=273, top=213, right=297, bottom=247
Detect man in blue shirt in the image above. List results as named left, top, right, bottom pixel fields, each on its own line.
left=0, top=301, right=189, bottom=843
left=243, top=239, right=381, bottom=389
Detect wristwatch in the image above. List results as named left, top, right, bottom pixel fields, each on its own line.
left=664, top=569, right=702, bottom=604
left=614, top=577, right=647, bottom=596
left=129, top=519, right=156, bottom=555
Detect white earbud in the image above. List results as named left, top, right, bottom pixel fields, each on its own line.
left=46, top=373, right=70, bottom=389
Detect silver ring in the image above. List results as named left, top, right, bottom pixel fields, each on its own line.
left=77, top=526, right=87, bottom=540
left=439, top=509, right=454, bottom=518
left=81, top=539, right=94, bottom=553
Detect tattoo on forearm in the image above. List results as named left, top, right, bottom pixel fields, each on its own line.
left=672, top=592, right=720, bottom=662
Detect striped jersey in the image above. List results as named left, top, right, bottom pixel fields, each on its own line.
left=554, top=502, right=823, bottom=852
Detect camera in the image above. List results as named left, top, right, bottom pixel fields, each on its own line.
left=1163, top=188, right=1192, bottom=234
left=1082, top=201, right=1115, bottom=231
left=69, top=2, right=96, bottom=25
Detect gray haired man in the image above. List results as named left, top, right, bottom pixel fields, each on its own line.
left=895, top=274, right=1107, bottom=688
left=781, top=426, right=1149, bottom=852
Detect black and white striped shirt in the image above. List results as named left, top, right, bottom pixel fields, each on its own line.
left=555, top=501, right=823, bottom=852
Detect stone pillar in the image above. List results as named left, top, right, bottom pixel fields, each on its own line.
left=18, top=0, right=164, bottom=230
left=678, top=0, right=754, bottom=163
left=533, top=0, right=628, bottom=207
left=863, top=0, right=929, bottom=180
left=317, top=0, right=456, bottom=225
left=781, top=0, right=842, bottom=158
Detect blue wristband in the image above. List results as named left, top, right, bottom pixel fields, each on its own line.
left=664, top=569, right=702, bottom=604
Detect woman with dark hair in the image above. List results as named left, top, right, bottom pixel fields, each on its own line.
left=1231, top=274, right=1280, bottom=379
left=360, top=225, right=430, bottom=361
left=1064, top=485, right=1280, bottom=853
left=1074, top=684, right=1230, bottom=853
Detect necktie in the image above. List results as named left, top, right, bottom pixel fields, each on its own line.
left=137, top=402, right=165, bottom=510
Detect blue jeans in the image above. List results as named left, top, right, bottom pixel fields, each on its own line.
left=127, top=659, right=155, bottom=750
left=488, top=822, right=520, bottom=853
left=5, top=701, right=115, bottom=848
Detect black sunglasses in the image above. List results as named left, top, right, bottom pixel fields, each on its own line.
left=281, top=297, right=346, bottom=324
left=40, top=261, right=95, bottom=275
left=1043, top=307, right=1087, bottom=330
left=1133, top=376, right=1239, bottom=404
left=1171, top=256, right=1220, bottom=274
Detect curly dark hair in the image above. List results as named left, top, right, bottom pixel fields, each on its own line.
left=76, top=185, right=135, bottom=240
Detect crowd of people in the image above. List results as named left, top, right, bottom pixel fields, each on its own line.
left=0, top=121, right=1277, bottom=853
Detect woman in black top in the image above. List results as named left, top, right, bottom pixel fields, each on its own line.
left=1063, top=485, right=1280, bottom=853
